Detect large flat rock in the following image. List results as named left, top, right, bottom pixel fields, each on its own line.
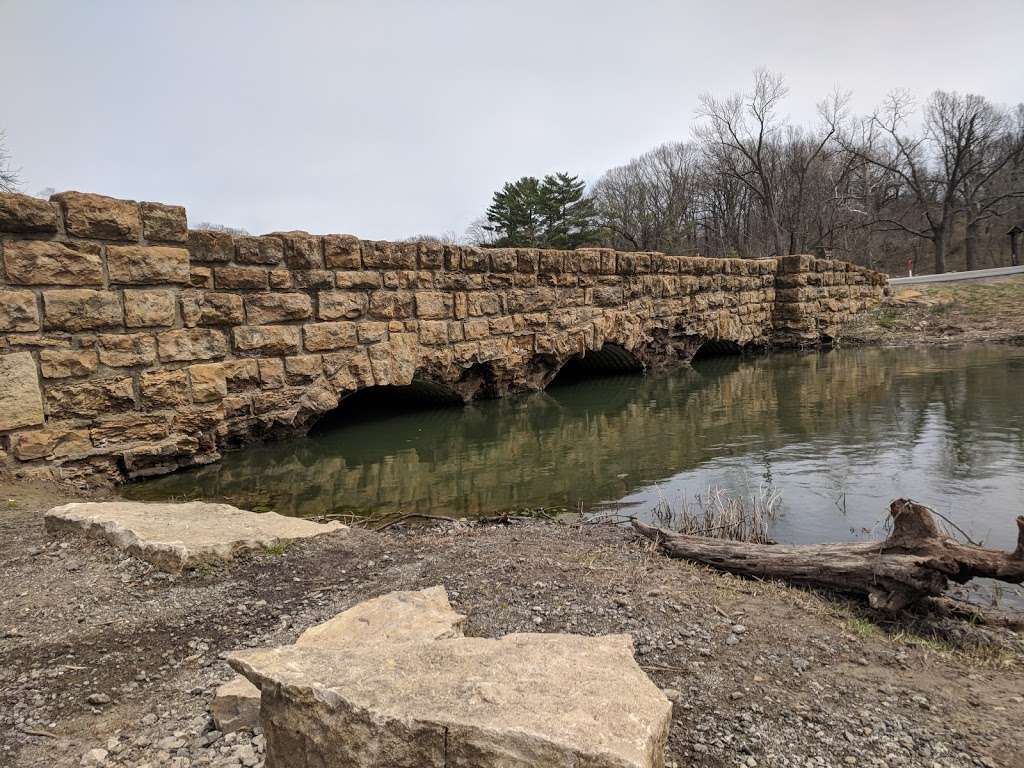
left=212, top=586, right=465, bottom=732
left=44, top=501, right=345, bottom=574
left=229, top=632, right=671, bottom=768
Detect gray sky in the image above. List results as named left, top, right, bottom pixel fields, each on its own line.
left=3, top=0, right=1022, bottom=240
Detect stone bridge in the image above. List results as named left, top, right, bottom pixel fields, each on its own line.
left=0, top=191, right=885, bottom=483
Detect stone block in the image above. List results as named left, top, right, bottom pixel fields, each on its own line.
left=12, top=423, right=91, bottom=460
left=418, top=320, right=449, bottom=345
left=187, top=229, right=235, bottom=263
left=284, top=354, right=322, bottom=379
left=180, top=291, right=245, bottom=327
left=43, top=289, right=122, bottom=331
left=107, top=245, right=190, bottom=285
left=323, top=234, right=362, bottom=269
left=258, top=358, right=285, bottom=389
left=46, top=377, right=135, bottom=418
left=215, top=265, right=268, bottom=290
left=52, top=191, right=140, bottom=240
left=291, top=269, right=334, bottom=290
left=44, top=501, right=346, bottom=574
left=415, top=291, right=453, bottom=319
left=232, top=325, right=301, bottom=356
left=96, top=333, right=158, bottom=367
left=361, top=240, right=416, bottom=270
left=3, top=240, right=103, bottom=285
left=140, top=369, right=190, bottom=407
left=89, top=412, right=169, bottom=448
left=229, top=630, right=670, bottom=768
left=268, top=269, right=292, bottom=290
left=368, top=290, right=415, bottom=320
left=39, top=348, right=98, bottom=379
left=244, top=293, right=313, bottom=324
left=124, top=289, right=176, bottom=328
left=235, top=236, right=283, bottom=265
left=157, top=328, right=229, bottom=362
left=190, top=265, right=213, bottom=289
left=0, top=289, right=39, bottom=332
left=0, top=192, right=59, bottom=233
left=334, top=270, right=382, bottom=289
left=271, top=231, right=323, bottom=270
left=141, top=202, right=187, bottom=242
left=189, top=363, right=227, bottom=402
left=222, top=359, right=260, bottom=391
left=303, top=321, right=357, bottom=352
left=318, top=291, right=367, bottom=321
left=0, top=352, right=45, bottom=431
left=356, top=321, right=388, bottom=344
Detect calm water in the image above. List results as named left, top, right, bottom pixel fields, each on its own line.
left=126, top=346, right=1024, bottom=551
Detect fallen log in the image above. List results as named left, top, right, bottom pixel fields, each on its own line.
left=633, top=498, right=1024, bottom=611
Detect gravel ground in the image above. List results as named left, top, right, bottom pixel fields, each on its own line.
left=2, top=483, right=1023, bottom=768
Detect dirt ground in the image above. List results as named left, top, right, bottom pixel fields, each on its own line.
left=839, top=275, right=1024, bottom=347
left=2, top=482, right=1022, bottom=768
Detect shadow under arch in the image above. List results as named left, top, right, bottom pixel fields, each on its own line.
left=309, top=378, right=464, bottom=434
left=690, top=339, right=744, bottom=363
left=548, top=343, right=645, bottom=387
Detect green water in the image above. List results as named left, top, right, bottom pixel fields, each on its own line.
left=126, top=346, right=1024, bottom=551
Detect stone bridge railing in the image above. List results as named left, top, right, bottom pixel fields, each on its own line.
left=0, top=191, right=886, bottom=483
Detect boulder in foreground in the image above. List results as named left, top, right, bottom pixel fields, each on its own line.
left=212, top=586, right=465, bottom=732
left=44, top=501, right=346, bottom=574
left=230, top=632, right=671, bottom=768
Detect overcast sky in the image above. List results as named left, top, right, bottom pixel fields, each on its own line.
left=3, top=0, right=1022, bottom=240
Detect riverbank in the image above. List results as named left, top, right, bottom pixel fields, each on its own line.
left=2, top=483, right=1022, bottom=768
left=839, top=274, right=1024, bottom=347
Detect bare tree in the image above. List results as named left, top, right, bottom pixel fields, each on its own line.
left=0, top=131, right=20, bottom=193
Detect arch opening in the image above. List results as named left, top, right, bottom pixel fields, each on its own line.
left=549, top=343, right=644, bottom=387
left=309, top=379, right=464, bottom=435
left=690, top=340, right=744, bottom=363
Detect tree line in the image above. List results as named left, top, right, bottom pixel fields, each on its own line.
left=475, top=71, right=1024, bottom=275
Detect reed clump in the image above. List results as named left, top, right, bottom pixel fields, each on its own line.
left=651, top=484, right=782, bottom=543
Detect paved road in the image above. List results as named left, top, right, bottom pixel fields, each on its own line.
left=890, top=265, right=1024, bottom=285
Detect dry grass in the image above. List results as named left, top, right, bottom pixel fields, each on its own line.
left=651, top=483, right=782, bottom=543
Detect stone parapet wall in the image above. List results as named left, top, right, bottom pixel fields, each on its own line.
left=0, top=190, right=885, bottom=484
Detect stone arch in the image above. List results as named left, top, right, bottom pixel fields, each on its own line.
left=690, top=339, right=744, bottom=363
left=549, top=343, right=644, bottom=385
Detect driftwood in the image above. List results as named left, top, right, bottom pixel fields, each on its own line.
left=633, top=498, right=1024, bottom=610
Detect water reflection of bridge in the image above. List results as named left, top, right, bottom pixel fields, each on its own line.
left=126, top=347, right=1024, bottom=523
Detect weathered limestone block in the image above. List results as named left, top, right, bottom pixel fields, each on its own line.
left=12, top=423, right=91, bottom=460
left=212, top=587, right=466, bottom=732
left=291, top=270, right=334, bottom=290
left=232, top=326, right=301, bottom=356
left=356, top=321, right=388, bottom=344
left=230, top=631, right=671, bottom=768
left=235, top=236, right=283, bottom=265
left=190, top=265, right=213, bottom=289
left=43, top=289, right=122, bottom=331
left=0, top=192, right=59, bottom=233
left=0, top=352, right=45, bottom=431
left=180, top=291, right=245, bottom=327
left=46, top=377, right=135, bottom=418
left=323, top=234, right=361, bottom=269
left=3, top=240, right=103, bottom=285
left=244, top=293, right=313, bottom=324
left=0, top=289, right=39, bottom=332
left=361, top=241, right=415, bottom=270
left=141, top=202, right=187, bottom=242
left=140, top=369, right=190, bottom=407
left=284, top=355, right=322, bottom=379
left=302, top=322, right=357, bottom=352
left=223, top=359, right=260, bottom=391
left=415, top=291, right=453, bottom=319
left=334, top=270, right=382, bottom=289
left=258, top=358, right=286, bottom=389
left=107, top=245, right=190, bottom=285
left=188, top=230, right=235, bottom=263
left=88, top=409, right=168, bottom=447
left=39, top=348, right=98, bottom=379
left=157, top=328, right=229, bottom=363
left=124, top=289, right=176, bottom=328
left=96, top=333, right=158, bottom=368
left=273, top=231, right=323, bottom=270
left=189, top=363, right=228, bottom=402
left=318, top=291, right=367, bottom=320
left=52, top=191, right=140, bottom=240
left=215, top=265, right=268, bottom=290
left=44, top=501, right=347, bottom=573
